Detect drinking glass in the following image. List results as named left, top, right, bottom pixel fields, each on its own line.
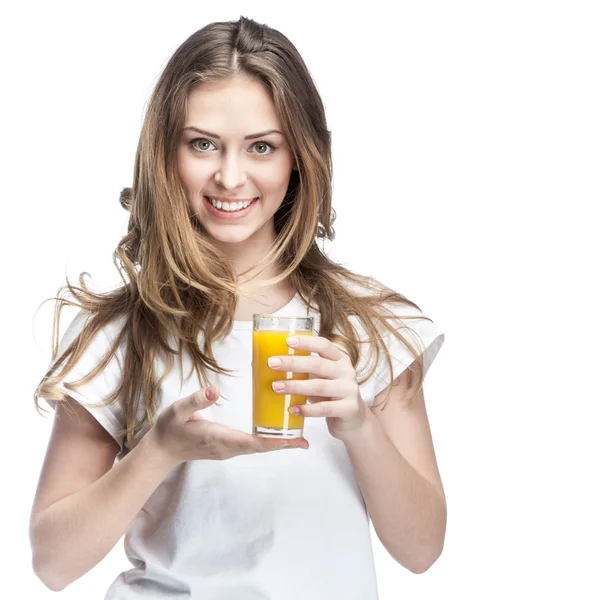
left=252, top=314, right=314, bottom=438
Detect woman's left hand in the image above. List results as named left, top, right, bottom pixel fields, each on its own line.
left=268, top=335, right=368, bottom=443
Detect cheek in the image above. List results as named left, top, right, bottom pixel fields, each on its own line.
left=263, top=165, right=293, bottom=193
left=176, top=149, right=206, bottom=191
left=176, top=156, right=194, bottom=190
left=176, top=151, right=187, bottom=184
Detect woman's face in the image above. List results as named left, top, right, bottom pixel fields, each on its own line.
left=177, top=75, right=296, bottom=246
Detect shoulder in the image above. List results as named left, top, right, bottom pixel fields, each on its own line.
left=334, top=275, right=430, bottom=332
left=51, top=308, right=129, bottom=372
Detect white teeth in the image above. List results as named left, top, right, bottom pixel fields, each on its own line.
left=207, top=197, right=254, bottom=212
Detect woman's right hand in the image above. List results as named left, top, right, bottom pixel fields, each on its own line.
left=147, top=386, right=309, bottom=465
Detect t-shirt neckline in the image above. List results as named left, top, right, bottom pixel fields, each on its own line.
left=232, top=292, right=301, bottom=330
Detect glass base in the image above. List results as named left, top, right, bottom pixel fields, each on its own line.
left=253, top=425, right=303, bottom=439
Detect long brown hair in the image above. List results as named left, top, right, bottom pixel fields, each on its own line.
left=34, top=15, right=433, bottom=451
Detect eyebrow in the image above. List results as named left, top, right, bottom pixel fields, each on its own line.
left=183, top=126, right=284, bottom=140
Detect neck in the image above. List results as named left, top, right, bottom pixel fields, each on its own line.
left=211, top=225, right=284, bottom=293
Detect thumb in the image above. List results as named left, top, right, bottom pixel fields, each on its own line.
left=186, top=386, right=219, bottom=415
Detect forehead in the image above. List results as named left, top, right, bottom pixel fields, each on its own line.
left=185, top=76, right=281, bottom=133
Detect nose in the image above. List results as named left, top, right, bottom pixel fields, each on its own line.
left=213, top=152, right=247, bottom=190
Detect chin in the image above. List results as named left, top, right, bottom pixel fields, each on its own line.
left=202, top=223, right=258, bottom=244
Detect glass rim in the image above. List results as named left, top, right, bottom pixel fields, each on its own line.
left=252, top=313, right=313, bottom=320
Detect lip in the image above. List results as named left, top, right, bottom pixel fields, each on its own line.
left=205, top=196, right=257, bottom=203
left=203, top=195, right=259, bottom=220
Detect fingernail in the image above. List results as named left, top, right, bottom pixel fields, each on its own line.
left=287, top=336, right=299, bottom=346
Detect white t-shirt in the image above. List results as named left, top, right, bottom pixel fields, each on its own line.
left=44, top=290, right=445, bottom=599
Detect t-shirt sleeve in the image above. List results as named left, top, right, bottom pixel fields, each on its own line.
left=357, top=303, right=446, bottom=405
left=42, top=309, right=127, bottom=452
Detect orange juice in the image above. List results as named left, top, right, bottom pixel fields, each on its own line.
left=252, top=327, right=313, bottom=438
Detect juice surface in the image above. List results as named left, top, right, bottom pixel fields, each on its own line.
left=252, top=329, right=313, bottom=430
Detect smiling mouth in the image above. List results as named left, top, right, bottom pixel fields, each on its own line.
left=202, top=195, right=259, bottom=219
left=204, top=196, right=259, bottom=212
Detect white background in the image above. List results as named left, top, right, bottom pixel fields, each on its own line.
left=2, top=1, right=599, bottom=598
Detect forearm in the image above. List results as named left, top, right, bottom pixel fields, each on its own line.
left=343, top=411, right=447, bottom=574
left=30, top=430, right=178, bottom=591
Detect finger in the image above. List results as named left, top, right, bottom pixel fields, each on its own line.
left=268, top=354, right=337, bottom=379
left=285, top=334, right=348, bottom=361
left=223, top=428, right=308, bottom=451
left=181, top=386, right=220, bottom=419
left=217, top=429, right=308, bottom=453
left=271, top=378, right=356, bottom=398
left=258, top=437, right=309, bottom=451
left=291, top=399, right=357, bottom=419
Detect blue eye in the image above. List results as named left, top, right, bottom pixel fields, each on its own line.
left=188, top=138, right=276, bottom=157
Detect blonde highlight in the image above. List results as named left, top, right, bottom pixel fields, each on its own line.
left=34, top=16, right=431, bottom=452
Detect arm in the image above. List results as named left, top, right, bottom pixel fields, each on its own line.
left=343, top=368, right=447, bottom=574
left=30, top=397, right=178, bottom=592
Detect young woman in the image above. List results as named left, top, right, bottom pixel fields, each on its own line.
left=30, top=15, right=447, bottom=599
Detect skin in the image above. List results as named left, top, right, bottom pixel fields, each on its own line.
left=177, top=81, right=446, bottom=572
left=29, top=73, right=444, bottom=595
left=177, top=74, right=297, bottom=282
